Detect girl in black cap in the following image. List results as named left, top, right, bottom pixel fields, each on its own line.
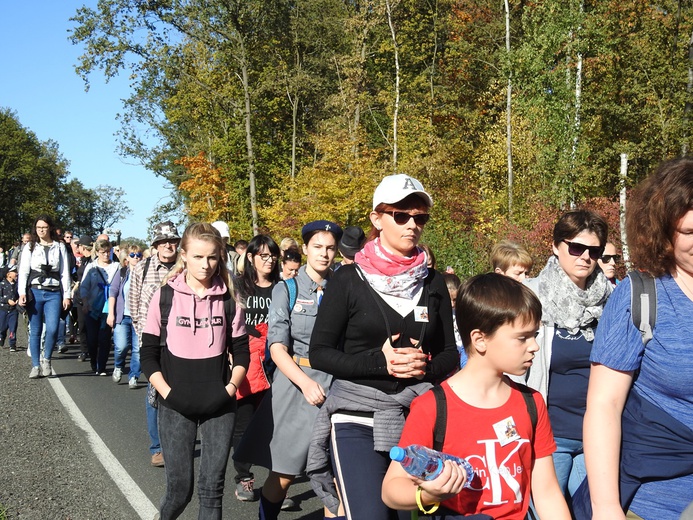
left=234, top=220, right=344, bottom=520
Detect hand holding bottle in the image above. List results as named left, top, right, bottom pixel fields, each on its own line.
left=417, top=459, right=469, bottom=503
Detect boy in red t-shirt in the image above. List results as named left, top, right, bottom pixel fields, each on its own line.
left=382, top=273, right=570, bottom=520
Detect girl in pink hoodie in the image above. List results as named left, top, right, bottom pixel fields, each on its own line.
left=141, top=222, right=249, bottom=520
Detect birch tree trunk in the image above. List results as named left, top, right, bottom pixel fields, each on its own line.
left=238, top=42, right=259, bottom=236
left=619, top=153, right=630, bottom=269
left=683, top=28, right=693, bottom=155
left=505, top=0, right=514, bottom=220
left=385, top=0, right=400, bottom=172
left=569, top=0, right=584, bottom=209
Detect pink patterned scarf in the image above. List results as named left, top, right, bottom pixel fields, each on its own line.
left=354, top=238, right=429, bottom=298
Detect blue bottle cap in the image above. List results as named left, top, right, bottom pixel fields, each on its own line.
left=390, top=446, right=405, bottom=462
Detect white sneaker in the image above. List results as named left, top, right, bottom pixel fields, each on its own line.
left=128, top=377, right=138, bottom=389
left=40, top=359, right=52, bottom=377
left=29, top=366, right=40, bottom=379
left=112, top=367, right=123, bottom=383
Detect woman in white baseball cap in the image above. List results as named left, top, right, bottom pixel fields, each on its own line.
left=308, top=174, right=458, bottom=520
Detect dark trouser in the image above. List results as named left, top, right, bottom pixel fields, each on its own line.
left=67, top=304, right=78, bottom=337
left=232, top=390, right=267, bottom=483
left=0, top=308, right=18, bottom=346
left=84, top=314, right=112, bottom=372
left=76, top=303, right=88, bottom=353
left=331, top=421, right=410, bottom=520
left=158, top=402, right=236, bottom=520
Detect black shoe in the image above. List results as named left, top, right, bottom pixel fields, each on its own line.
left=78, top=352, right=88, bottom=362
left=9, top=345, right=17, bottom=352
left=0, top=337, right=5, bottom=347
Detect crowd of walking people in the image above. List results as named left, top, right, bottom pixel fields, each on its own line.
left=1, top=158, right=692, bottom=520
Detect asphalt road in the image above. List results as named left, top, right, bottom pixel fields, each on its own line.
left=0, top=322, right=324, bottom=520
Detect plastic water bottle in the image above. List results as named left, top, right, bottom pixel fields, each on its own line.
left=390, top=444, right=474, bottom=487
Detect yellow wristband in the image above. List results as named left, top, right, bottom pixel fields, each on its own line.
left=415, top=486, right=440, bottom=515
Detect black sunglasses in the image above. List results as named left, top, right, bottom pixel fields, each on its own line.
left=388, top=211, right=430, bottom=226
left=600, top=254, right=620, bottom=264
left=563, top=240, right=604, bottom=260
left=129, top=252, right=143, bottom=258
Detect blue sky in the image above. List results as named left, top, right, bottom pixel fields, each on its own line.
left=0, top=1, right=172, bottom=241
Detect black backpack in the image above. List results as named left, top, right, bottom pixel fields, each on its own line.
left=431, top=383, right=538, bottom=453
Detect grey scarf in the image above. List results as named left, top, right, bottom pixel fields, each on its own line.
left=535, top=255, right=612, bottom=341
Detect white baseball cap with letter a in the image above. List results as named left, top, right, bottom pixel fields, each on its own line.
left=372, top=174, right=433, bottom=210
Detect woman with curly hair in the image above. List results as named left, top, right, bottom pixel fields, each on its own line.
left=583, top=157, right=693, bottom=520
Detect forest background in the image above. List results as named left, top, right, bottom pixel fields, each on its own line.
left=4, top=0, right=693, bottom=276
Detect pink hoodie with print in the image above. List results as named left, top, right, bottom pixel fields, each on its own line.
left=140, top=272, right=249, bottom=416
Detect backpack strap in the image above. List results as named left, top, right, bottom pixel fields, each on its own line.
left=516, top=383, right=538, bottom=437
left=141, top=256, right=152, bottom=282
left=628, top=270, right=657, bottom=347
left=431, top=385, right=447, bottom=452
left=223, top=290, right=236, bottom=337
left=284, top=277, right=298, bottom=313
left=158, top=284, right=174, bottom=347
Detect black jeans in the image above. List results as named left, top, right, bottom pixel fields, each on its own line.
left=232, top=390, right=267, bottom=483
left=84, top=314, right=111, bottom=372
left=158, top=402, right=237, bottom=520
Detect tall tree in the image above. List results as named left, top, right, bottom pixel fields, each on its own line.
left=0, top=108, right=70, bottom=243
left=91, top=185, right=131, bottom=233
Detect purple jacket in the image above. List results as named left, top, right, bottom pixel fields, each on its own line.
left=108, top=266, right=130, bottom=325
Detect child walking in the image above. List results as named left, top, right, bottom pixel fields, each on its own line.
left=0, top=266, right=19, bottom=350
left=382, top=273, right=570, bottom=520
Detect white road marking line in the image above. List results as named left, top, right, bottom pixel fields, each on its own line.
left=47, top=370, right=158, bottom=520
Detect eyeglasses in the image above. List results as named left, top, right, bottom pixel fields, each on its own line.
left=157, top=239, right=179, bottom=246
left=64, top=236, right=72, bottom=240
left=563, top=240, right=604, bottom=260
left=600, top=254, right=620, bottom=264
left=257, top=253, right=278, bottom=263
left=387, top=211, right=430, bottom=226
left=129, top=252, right=143, bottom=259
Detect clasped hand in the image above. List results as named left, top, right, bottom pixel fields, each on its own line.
left=382, top=333, right=427, bottom=379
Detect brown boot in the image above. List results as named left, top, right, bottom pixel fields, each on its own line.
left=151, top=452, right=165, bottom=467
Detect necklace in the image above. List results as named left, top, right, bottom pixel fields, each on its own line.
left=675, top=269, right=693, bottom=299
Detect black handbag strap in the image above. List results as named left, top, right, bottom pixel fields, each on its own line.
left=354, top=264, right=429, bottom=348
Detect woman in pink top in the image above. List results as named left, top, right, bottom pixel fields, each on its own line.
left=141, top=222, right=250, bottom=520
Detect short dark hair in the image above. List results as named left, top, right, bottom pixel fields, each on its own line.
left=282, top=247, right=302, bottom=264
left=627, top=156, right=693, bottom=276
left=552, top=209, right=608, bottom=247
left=455, top=273, right=542, bottom=354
